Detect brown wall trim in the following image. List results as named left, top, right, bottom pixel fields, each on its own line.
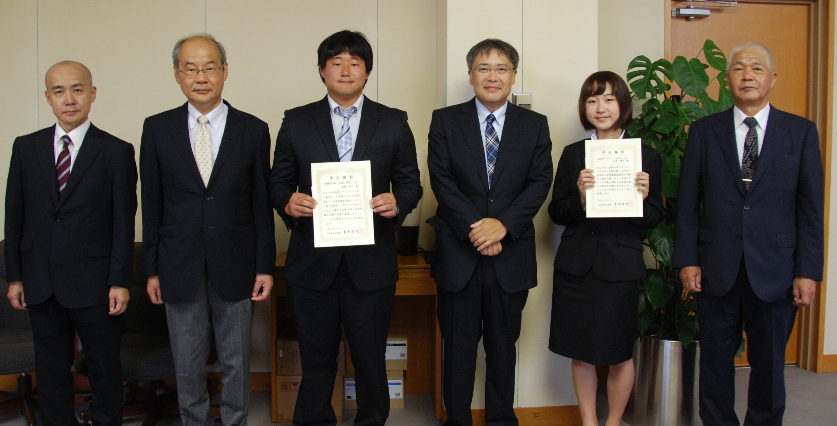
left=470, top=405, right=582, bottom=426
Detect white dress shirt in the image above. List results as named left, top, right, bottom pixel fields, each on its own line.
left=733, top=104, right=770, bottom=167
left=476, top=99, right=508, bottom=174
left=327, top=94, right=364, bottom=160
left=589, top=129, right=626, bottom=140
left=53, top=119, right=92, bottom=172
left=188, top=101, right=229, bottom=162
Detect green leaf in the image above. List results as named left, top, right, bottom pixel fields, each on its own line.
left=628, top=56, right=673, bottom=100
left=699, top=93, right=725, bottom=116
left=703, top=39, right=727, bottom=72
left=676, top=314, right=698, bottom=347
left=651, top=101, right=683, bottom=135
left=672, top=56, right=710, bottom=98
left=716, top=70, right=728, bottom=90
left=735, top=335, right=746, bottom=358
left=681, top=100, right=704, bottom=122
left=648, top=222, right=674, bottom=267
left=718, top=87, right=734, bottom=110
left=644, top=270, right=675, bottom=309
left=663, top=174, right=680, bottom=198
left=638, top=309, right=655, bottom=335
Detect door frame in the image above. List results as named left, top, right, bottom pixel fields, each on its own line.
left=665, top=0, right=833, bottom=372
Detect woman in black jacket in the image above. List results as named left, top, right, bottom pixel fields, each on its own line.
left=548, top=71, right=663, bottom=426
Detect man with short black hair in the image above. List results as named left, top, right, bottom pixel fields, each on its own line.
left=269, top=30, right=422, bottom=426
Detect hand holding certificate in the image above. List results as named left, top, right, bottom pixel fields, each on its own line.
left=584, top=138, right=643, bottom=218
left=311, top=161, right=376, bottom=247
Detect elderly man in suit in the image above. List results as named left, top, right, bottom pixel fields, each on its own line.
left=427, top=39, right=553, bottom=426
left=140, top=34, right=275, bottom=426
left=269, top=30, right=422, bottom=426
left=5, top=60, right=137, bottom=425
left=674, top=42, right=823, bottom=426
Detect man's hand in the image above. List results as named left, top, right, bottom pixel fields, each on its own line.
left=680, top=266, right=702, bottom=293
left=469, top=218, right=508, bottom=252
left=479, top=241, right=503, bottom=257
left=285, top=193, right=317, bottom=218
left=109, top=286, right=130, bottom=315
left=577, top=169, right=595, bottom=208
left=635, top=171, right=650, bottom=200
left=147, top=276, right=163, bottom=305
left=252, top=274, right=273, bottom=302
left=7, top=281, right=27, bottom=310
left=792, top=276, right=817, bottom=307
left=371, top=193, right=398, bottom=218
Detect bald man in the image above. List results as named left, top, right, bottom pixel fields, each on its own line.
left=5, top=60, right=138, bottom=425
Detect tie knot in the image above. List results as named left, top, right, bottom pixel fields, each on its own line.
left=198, top=115, right=209, bottom=125
left=60, top=134, right=72, bottom=147
left=744, top=117, right=758, bottom=129
left=486, top=114, right=496, bottom=125
left=334, top=106, right=358, bottom=119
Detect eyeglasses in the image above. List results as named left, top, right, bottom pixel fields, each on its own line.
left=177, top=64, right=225, bottom=79
left=471, top=65, right=514, bottom=75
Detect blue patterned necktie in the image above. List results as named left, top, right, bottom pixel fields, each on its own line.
left=741, top=117, right=759, bottom=190
left=485, top=114, right=499, bottom=188
left=334, top=106, right=358, bottom=161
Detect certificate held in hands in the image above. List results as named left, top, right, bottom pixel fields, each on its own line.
left=585, top=138, right=643, bottom=218
left=311, top=161, right=375, bottom=247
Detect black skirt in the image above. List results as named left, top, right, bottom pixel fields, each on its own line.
left=548, top=268, right=638, bottom=365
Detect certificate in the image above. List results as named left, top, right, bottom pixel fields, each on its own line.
left=584, top=138, right=643, bottom=218
left=311, top=161, right=375, bottom=247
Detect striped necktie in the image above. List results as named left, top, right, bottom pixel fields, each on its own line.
left=56, top=135, right=72, bottom=197
left=334, top=106, right=358, bottom=162
left=485, top=114, right=499, bottom=188
left=741, top=117, right=759, bottom=190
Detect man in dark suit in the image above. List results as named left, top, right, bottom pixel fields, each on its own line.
left=427, top=39, right=553, bottom=426
left=5, top=60, right=137, bottom=426
left=269, top=30, right=422, bottom=426
left=140, top=34, right=275, bottom=426
left=674, top=42, right=823, bottom=426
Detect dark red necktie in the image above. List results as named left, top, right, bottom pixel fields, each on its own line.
left=56, top=135, right=72, bottom=197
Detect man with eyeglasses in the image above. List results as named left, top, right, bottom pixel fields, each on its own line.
left=140, top=34, right=275, bottom=426
left=427, top=38, right=552, bottom=426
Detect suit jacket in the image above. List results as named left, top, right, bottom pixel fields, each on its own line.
left=673, top=106, right=824, bottom=302
left=427, top=99, right=553, bottom=293
left=4, top=124, right=137, bottom=308
left=140, top=101, right=275, bottom=303
left=549, top=138, right=663, bottom=282
left=269, top=96, right=422, bottom=291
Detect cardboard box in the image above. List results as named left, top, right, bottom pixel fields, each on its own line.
left=276, top=339, right=345, bottom=376
left=344, top=370, right=405, bottom=410
left=385, top=334, right=408, bottom=371
left=274, top=375, right=343, bottom=424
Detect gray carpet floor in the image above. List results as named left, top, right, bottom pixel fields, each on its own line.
left=1, top=366, right=835, bottom=425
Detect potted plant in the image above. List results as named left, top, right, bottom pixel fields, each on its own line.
left=625, top=39, right=734, bottom=425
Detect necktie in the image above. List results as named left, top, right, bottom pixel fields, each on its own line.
left=334, top=106, right=358, bottom=162
left=195, top=115, right=213, bottom=186
left=741, top=117, right=759, bottom=190
left=485, top=114, right=499, bottom=188
left=56, top=135, right=72, bottom=197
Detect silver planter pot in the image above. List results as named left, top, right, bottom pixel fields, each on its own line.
left=632, top=335, right=700, bottom=426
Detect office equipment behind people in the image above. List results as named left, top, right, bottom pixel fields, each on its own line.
left=5, top=60, right=138, bottom=426
left=548, top=71, right=662, bottom=426
left=426, top=39, right=553, bottom=426
left=140, top=34, right=275, bottom=426
left=269, top=30, right=422, bottom=426
left=674, top=42, right=824, bottom=426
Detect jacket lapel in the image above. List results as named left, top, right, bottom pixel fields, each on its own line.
left=37, top=126, right=60, bottom=208
left=168, top=103, right=206, bottom=189
left=713, top=108, right=746, bottom=196
left=458, top=99, right=490, bottom=193
left=57, top=124, right=104, bottom=209
left=489, top=102, right=519, bottom=190
left=748, top=106, right=784, bottom=193
left=353, top=98, right=381, bottom=161
left=207, top=101, right=242, bottom=188
left=312, top=96, right=341, bottom=162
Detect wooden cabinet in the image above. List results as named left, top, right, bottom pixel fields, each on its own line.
left=271, top=253, right=442, bottom=422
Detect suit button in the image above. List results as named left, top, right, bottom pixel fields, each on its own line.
left=737, top=234, right=743, bottom=240
left=744, top=205, right=750, bottom=210
left=205, top=196, right=213, bottom=201
left=591, top=230, right=597, bottom=235
left=489, top=198, right=494, bottom=203
left=200, top=225, right=205, bottom=231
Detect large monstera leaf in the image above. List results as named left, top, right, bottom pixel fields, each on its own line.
left=702, top=39, right=727, bottom=72
left=627, top=56, right=673, bottom=100
left=672, top=56, right=709, bottom=99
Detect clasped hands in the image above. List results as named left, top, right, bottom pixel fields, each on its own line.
left=285, top=192, right=398, bottom=218
left=577, top=169, right=650, bottom=208
left=470, top=218, right=507, bottom=256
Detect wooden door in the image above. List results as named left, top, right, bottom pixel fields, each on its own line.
left=670, top=0, right=813, bottom=366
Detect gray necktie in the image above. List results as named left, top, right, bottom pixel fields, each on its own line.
left=741, top=117, right=759, bottom=190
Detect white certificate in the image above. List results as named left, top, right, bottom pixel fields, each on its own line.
left=584, top=138, right=643, bottom=218
left=311, top=161, right=375, bottom=247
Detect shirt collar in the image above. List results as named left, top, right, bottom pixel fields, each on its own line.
left=54, top=119, right=92, bottom=146
left=476, top=98, right=508, bottom=127
left=733, top=103, right=770, bottom=131
left=590, top=129, right=626, bottom=140
left=188, top=101, right=228, bottom=131
left=327, top=94, right=364, bottom=117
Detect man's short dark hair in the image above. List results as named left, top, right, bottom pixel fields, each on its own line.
left=172, top=34, right=227, bottom=68
left=577, top=71, right=633, bottom=131
left=466, top=39, right=519, bottom=70
left=317, top=30, right=373, bottom=83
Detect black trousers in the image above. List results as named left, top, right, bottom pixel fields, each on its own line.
left=697, top=261, right=798, bottom=426
left=29, top=295, right=124, bottom=426
left=287, top=257, right=396, bottom=426
left=437, top=256, right=528, bottom=426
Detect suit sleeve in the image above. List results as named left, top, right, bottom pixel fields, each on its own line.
left=793, top=121, right=824, bottom=280
left=629, top=146, right=664, bottom=229
left=673, top=120, right=704, bottom=268
left=494, top=115, right=553, bottom=241
left=4, top=138, right=25, bottom=282
left=388, top=111, right=422, bottom=230
left=427, top=109, right=486, bottom=240
left=253, top=122, right=277, bottom=275
left=269, top=113, right=300, bottom=230
left=107, top=142, right=138, bottom=288
left=140, top=118, right=163, bottom=277
left=548, top=143, right=586, bottom=226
